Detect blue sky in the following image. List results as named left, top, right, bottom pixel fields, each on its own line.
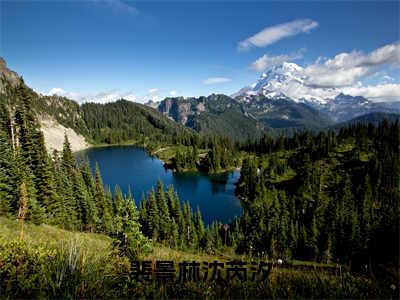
left=1, top=0, right=399, bottom=103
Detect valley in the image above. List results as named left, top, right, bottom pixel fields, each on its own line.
left=76, top=145, right=242, bottom=224
left=1, top=1, right=399, bottom=298
left=0, top=58, right=398, bottom=298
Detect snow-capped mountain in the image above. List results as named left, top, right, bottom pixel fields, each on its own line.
left=233, top=62, right=337, bottom=104
left=233, top=62, right=400, bottom=122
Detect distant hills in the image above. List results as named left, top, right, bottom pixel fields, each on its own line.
left=1, top=57, right=399, bottom=147
left=0, top=59, right=195, bottom=152
left=153, top=91, right=400, bottom=139
left=307, top=93, right=400, bottom=123
left=232, top=62, right=400, bottom=122
left=334, top=112, right=400, bottom=128
left=158, top=94, right=263, bottom=140
left=151, top=62, right=399, bottom=137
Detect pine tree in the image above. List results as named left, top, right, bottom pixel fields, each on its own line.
left=56, top=166, right=78, bottom=229
left=80, top=160, right=96, bottom=196
left=119, top=192, right=150, bottom=259
left=155, top=180, right=171, bottom=241
left=166, top=185, right=176, bottom=218
left=18, top=165, right=45, bottom=225
left=170, top=218, right=179, bottom=248
left=138, top=193, right=148, bottom=235
left=62, top=134, right=75, bottom=173
left=72, top=170, right=93, bottom=231
left=114, top=185, right=123, bottom=214
left=31, top=131, right=57, bottom=210
left=14, top=85, right=38, bottom=167
left=307, top=216, right=319, bottom=260
left=360, top=174, right=373, bottom=251
left=0, top=129, right=16, bottom=215
left=147, top=189, right=159, bottom=240
left=94, top=164, right=113, bottom=233
left=195, top=206, right=205, bottom=247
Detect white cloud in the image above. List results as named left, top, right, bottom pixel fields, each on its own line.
left=143, top=88, right=162, bottom=102
left=203, top=77, right=231, bottom=85
left=48, top=87, right=67, bottom=95
left=169, top=90, right=177, bottom=96
left=99, top=0, right=138, bottom=15
left=342, top=83, right=400, bottom=101
left=302, top=43, right=400, bottom=88
left=44, top=88, right=137, bottom=103
left=382, top=75, right=395, bottom=83
left=251, top=49, right=305, bottom=71
left=242, top=42, right=400, bottom=102
left=238, top=19, right=318, bottom=51
left=148, top=88, right=159, bottom=94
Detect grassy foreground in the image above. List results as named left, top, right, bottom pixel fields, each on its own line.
left=0, top=217, right=391, bottom=299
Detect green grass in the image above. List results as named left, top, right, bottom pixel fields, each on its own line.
left=151, top=144, right=189, bottom=164
left=0, top=217, right=389, bottom=299
left=269, top=168, right=297, bottom=183
left=0, top=217, right=112, bottom=255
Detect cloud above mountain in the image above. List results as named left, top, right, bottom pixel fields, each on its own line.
left=243, top=42, right=400, bottom=102
left=341, top=83, right=400, bottom=101
left=251, top=49, right=305, bottom=71
left=143, top=88, right=162, bottom=102
left=238, top=19, right=318, bottom=51
left=44, top=88, right=137, bottom=103
left=302, top=43, right=400, bottom=88
left=203, top=77, right=231, bottom=84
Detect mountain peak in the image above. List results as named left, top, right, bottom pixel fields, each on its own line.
left=0, top=57, right=22, bottom=89
left=280, top=61, right=303, bottom=71
left=333, top=92, right=369, bottom=104
left=233, top=61, right=307, bottom=102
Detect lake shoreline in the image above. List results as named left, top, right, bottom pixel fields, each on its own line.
left=76, top=145, right=243, bottom=224
left=77, top=142, right=242, bottom=175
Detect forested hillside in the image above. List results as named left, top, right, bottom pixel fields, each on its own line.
left=240, top=95, right=332, bottom=130
left=0, top=61, right=243, bottom=174
left=157, top=94, right=331, bottom=139
left=0, top=83, right=149, bottom=244
left=0, top=81, right=240, bottom=256
left=0, top=81, right=398, bottom=298
left=0, top=60, right=399, bottom=298
left=0, top=59, right=200, bottom=153
left=81, top=100, right=197, bottom=147
left=158, top=94, right=264, bottom=140
left=236, top=121, right=399, bottom=270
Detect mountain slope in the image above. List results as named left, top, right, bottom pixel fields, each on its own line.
left=158, top=94, right=263, bottom=140
left=233, top=62, right=335, bottom=103
left=81, top=99, right=195, bottom=145
left=239, top=94, right=332, bottom=131
left=0, top=58, right=196, bottom=151
left=308, top=93, right=400, bottom=123
left=157, top=92, right=332, bottom=137
left=334, top=112, right=400, bottom=129
left=233, top=62, right=400, bottom=122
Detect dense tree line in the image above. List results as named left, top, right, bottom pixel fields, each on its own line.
left=76, top=99, right=241, bottom=173
left=0, top=84, right=150, bottom=255
left=235, top=121, right=399, bottom=271
left=172, top=136, right=239, bottom=173
left=81, top=100, right=198, bottom=147
left=1, top=78, right=242, bottom=175
left=0, top=83, right=238, bottom=255
left=138, top=179, right=242, bottom=251
left=1, top=81, right=398, bottom=273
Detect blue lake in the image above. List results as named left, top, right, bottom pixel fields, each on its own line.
left=76, top=146, right=242, bottom=224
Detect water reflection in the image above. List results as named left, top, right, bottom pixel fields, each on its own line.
left=76, top=146, right=242, bottom=224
